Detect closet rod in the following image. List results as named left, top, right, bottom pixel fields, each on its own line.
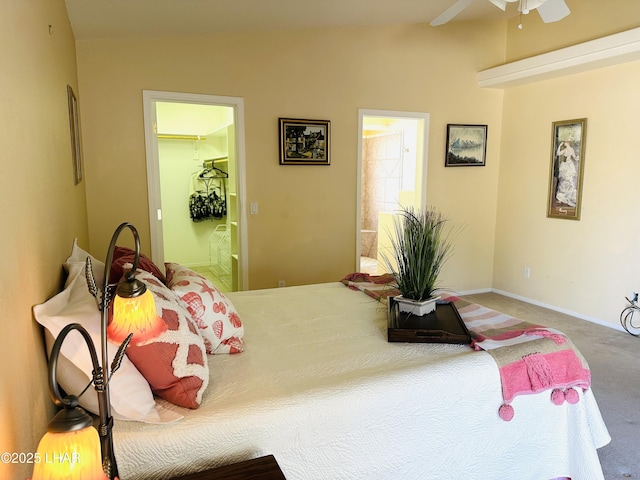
left=157, top=134, right=207, bottom=140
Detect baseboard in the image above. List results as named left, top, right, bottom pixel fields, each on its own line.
left=446, top=287, right=625, bottom=332
left=490, top=288, right=625, bottom=333
left=451, top=288, right=492, bottom=296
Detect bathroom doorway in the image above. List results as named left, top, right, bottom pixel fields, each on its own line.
left=356, top=109, right=430, bottom=274
left=143, top=91, right=248, bottom=291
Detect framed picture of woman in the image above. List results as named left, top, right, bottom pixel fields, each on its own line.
left=547, top=118, right=587, bottom=220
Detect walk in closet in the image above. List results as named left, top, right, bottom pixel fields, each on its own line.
left=155, top=102, right=239, bottom=291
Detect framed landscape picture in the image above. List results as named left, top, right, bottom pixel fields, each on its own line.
left=445, top=124, right=488, bottom=167
left=547, top=118, right=587, bottom=220
left=279, top=118, right=330, bottom=165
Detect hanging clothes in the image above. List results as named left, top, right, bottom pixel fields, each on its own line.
left=189, top=191, right=210, bottom=221
left=210, top=190, right=226, bottom=218
left=189, top=166, right=227, bottom=222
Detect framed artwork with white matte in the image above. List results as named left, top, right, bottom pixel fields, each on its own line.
left=445, top=124, right=487, bottom=167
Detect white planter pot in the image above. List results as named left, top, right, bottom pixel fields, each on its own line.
left=394, top=295, right=440, bottom=316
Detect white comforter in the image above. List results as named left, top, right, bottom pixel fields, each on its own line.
left=114, top=282, right=610, bottom=480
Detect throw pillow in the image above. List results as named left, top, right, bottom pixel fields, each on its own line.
left=124, top=268, right=209, bottom=409
left=109, top=246, right=166, bottom=285
left=165, top=262, right=244, bottom=355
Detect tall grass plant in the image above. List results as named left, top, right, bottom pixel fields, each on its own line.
left=382, top=206, right=454, bottom=302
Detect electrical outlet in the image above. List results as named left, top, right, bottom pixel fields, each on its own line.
left=278, top=280, right=286, bottom=288
left=524, top=267, right=531, bottom=279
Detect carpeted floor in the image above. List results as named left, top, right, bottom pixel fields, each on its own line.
left=462, top=292, right=640, bottom=480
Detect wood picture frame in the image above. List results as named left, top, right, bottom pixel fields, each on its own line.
left=445, top=124, right=487, bottom=167
left=67, top=85, right=83, bottom=184
left=547, top=118, right=587, bottom=220
left=279, top=118, right=330, bottom=165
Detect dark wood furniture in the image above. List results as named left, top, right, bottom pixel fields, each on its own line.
left=166, top=455, right=286, bottom=480
left=387, top=299, right=471, bottom=344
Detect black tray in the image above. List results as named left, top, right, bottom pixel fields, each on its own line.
left=387, top=298, right=471, bottom=344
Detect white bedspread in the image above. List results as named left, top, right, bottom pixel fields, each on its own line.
left=114, top=282, right=610, bottom=480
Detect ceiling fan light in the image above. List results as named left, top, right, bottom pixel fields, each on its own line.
left=519, top=0, right=547, bottom=14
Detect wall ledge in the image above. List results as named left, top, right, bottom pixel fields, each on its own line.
left=478, top=27, right=640, bottom=88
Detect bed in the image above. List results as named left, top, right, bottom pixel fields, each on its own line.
left=110, top=281, right=610, bottom=480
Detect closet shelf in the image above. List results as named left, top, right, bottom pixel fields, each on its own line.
left=477, top=27, right=640, bottom=88
left=214, top=158, right=228, bottom=164
left=158, top=134, right=206, bottom=140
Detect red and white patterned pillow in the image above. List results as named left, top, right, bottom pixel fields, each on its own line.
left=165, top=263, right=244, bottom=355
left=123, top=267, right=209, bottom=409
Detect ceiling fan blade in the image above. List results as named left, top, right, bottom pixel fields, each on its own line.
left=487, top=0, right=508, bottom=11
left=536, top=0, right=570, bottom=22
left=430, top=0, right=476, bottom=26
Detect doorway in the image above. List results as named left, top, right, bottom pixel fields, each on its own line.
left=356, top=109, right=430, bottom=274
left=143, top=90, right=248, bottom=291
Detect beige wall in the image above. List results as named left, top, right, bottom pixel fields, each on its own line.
left=76, top=22, right=507, bottom=291
left=494, top=59, right=640, bottom=324
left=0, top=0, right=89, bottom=478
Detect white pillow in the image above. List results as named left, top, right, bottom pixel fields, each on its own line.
left=33, top=241, right=182, bottom=423
left=63, top=238, right=105, bottom=289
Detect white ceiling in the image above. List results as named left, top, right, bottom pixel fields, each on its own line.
left=64, top=0, right=520, bottom=40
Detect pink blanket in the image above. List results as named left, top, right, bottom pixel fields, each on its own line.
left=452, top=297, right=590, bottom=421
left=340, top=273, right=591, bottom=421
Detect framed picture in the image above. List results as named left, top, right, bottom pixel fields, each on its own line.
left=547, top=118, right=587, bottom=220
left=445, top=124, right=487, bottom=167
left=279, top=118, right=330, bottom=165
left=67, top=85, right=83, bottom=184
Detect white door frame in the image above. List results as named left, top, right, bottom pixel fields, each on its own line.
left=142, top=90, right=249, bottom=290
left=356, top=109, right=430, bottom=272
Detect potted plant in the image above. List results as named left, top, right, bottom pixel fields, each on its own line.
left=382, top=206, right=454, bottom=316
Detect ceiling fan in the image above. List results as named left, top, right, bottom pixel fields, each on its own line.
left=430, top=0, right=570, bottom=26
